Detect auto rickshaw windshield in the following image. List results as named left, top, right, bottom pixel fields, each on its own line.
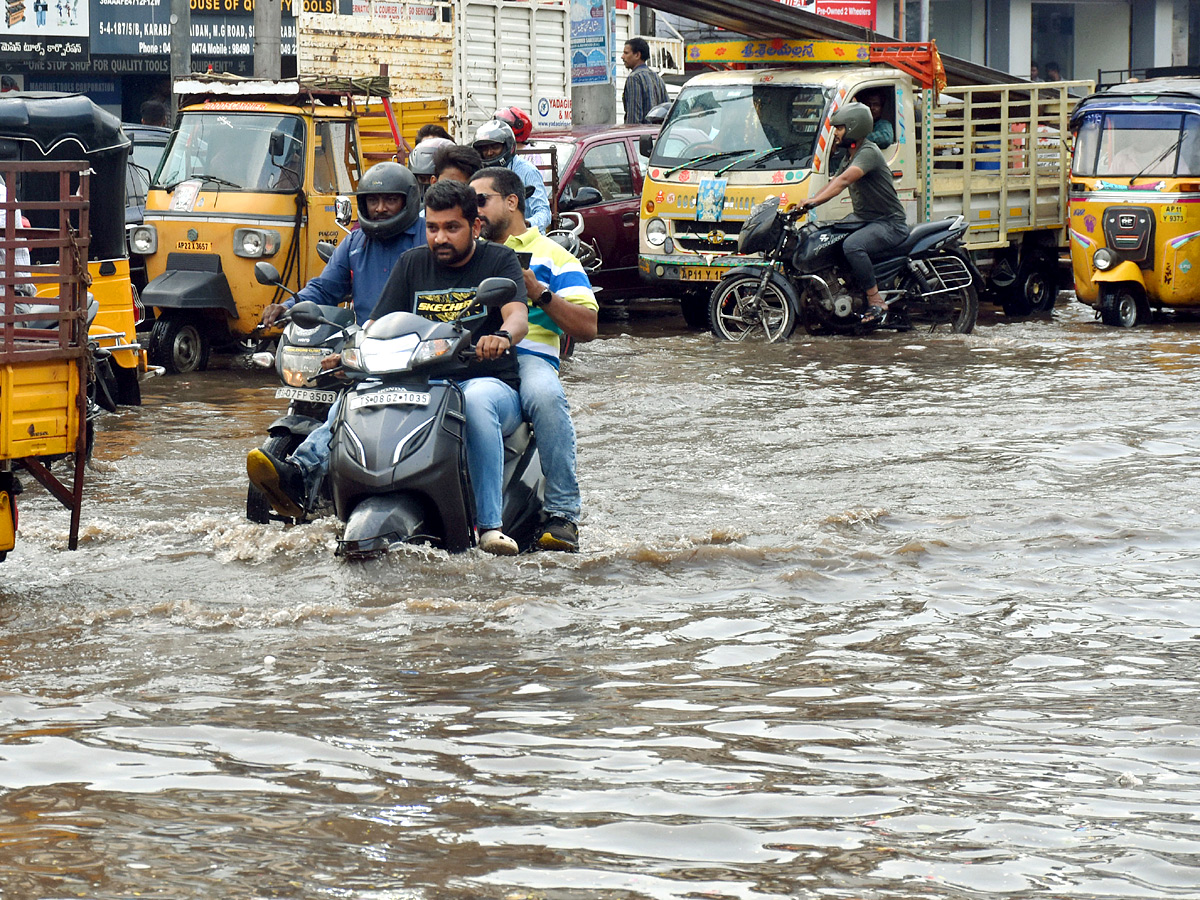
left=1072, top=110, right=1200, bottom=177
left=155, top=112, right=307, bottom=192
left=651, top=84, right=825, bottom=170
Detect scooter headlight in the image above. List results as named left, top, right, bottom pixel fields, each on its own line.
left=411, top=337, right=455, bottom=367
left=645, top=217, right=668, bottom=247
left=278, top=347, right=327, bottom=386
left=128, top=224, right=157, bottom=255
left=341, top=347, right=362, bottom=370
left=234, top=228, right=282, bottom=258
left=1093, top=247, right=1116, bottom=271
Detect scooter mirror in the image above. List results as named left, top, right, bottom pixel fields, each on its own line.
left=254, top=261, right=282, bottom=286
left=474, top=276, right=519, bottom=307
left=335, top=196, right=354, bottom=227
left=289, top=300, right=325, bottom=329
left=316, top=241, right=336, bottom=263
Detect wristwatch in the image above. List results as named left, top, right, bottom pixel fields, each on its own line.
left=492, top=330, right=512, bottom=345
left=534, top=288, right=553, bottom=308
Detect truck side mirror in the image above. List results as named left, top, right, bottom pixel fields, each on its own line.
left=335, top=195, right=353, bottom=227
left=269, top=130, right=286, bottom=157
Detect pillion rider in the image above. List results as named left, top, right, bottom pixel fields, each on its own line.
left=797, top=102, right=909, bottom=326
left=258, top=162, right=425, bottom=328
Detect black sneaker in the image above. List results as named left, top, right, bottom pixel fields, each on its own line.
left=538, top=517, right=579, bottom=552
left=246, top=448, right=306, bottom=519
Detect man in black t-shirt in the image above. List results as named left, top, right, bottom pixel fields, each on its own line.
left=247, top=181, right=529, bottom=556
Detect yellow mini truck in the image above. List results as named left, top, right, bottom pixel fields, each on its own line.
left=1, top=160, right=93, bottom=561
left=133, top=76, right=415, bottom=373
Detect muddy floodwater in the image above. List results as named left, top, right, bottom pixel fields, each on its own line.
left=4, top=299, right=1200, bottom=899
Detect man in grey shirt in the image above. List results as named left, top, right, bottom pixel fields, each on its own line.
left=799, top=101, right=909, bottom=326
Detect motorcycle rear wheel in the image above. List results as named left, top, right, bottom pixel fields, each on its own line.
left=246, top=433, right=305, bottom=525
left=709, top=274, right=797, bottom=342
left=902, top=272, right=979, bottom=334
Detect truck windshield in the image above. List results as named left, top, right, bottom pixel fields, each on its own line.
left=155, top=113, right=307, bottom=192
left=652, top=84, right=825, bottom=170
left=1073, top=110, right=1200, bottom=177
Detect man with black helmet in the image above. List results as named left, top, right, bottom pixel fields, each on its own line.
left=259, top=161, right=424, bottom=328
left=472, top=119, right=552, bottom=232
left=798, top=101, right=909, bottom=326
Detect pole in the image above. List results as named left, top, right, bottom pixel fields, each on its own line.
left=919, top=0, right=929, bottom=41
left=169, top=0, right=191, bottom=121
left=897, top=0, right=905, bottom=41
left=255, top=0, right=282, bottom=80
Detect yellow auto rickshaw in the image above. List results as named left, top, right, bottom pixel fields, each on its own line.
left=0, top=92, right=147, bottom=403
left=133, top=76, right=400, bottom=373
left=1069, top=78, right=1200, bottom=326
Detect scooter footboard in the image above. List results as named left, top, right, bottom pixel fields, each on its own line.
left=338, top=493, right=428, bottom=559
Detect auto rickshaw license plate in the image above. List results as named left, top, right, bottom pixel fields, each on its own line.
left=176, top=240, right=212, bottom=251
left=276, top=387, right=337, bottom=404
left=350, top=390, right=431, bottom=410
left=681, top=266, right=727, bottom=282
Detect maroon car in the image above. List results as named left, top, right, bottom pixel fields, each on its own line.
left=523, top=124, right=659, bottom=299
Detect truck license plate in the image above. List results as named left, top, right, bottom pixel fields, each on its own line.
left=350, top=390, right=431, bottom=410
left=276, top=387, right=337, bottom=404
left=681, top=266, right=727, bottom=282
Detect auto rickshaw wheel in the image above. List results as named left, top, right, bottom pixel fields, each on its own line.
left=150, top=313, right=211, bottom=374
left=1099, top=285, right=1147, bottom=328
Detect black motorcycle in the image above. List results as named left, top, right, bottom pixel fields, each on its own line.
left=288, top=277, right=545, bottom=558
left=246, top=258, right=351, bottom=524
left=709, top=196, right=981, bottom=341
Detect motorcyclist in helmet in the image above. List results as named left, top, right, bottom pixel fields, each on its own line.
left=472, top=119, right=552, bottom=232
left=407, top=136, right=454, bottom=197
left=259, top=161, right=424, bottom=327
left=798, top=101, right=909, bottom=326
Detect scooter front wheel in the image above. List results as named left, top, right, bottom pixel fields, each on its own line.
left=709, top=274, right=797, bottom=342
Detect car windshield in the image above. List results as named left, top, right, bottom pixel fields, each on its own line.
left=521, top=140, right=576, bottom=187
left=155, top=112, right=306, bottom=191
left=1073, top=110, right=1200, bottom=177
left=651, top=83, right=826, bottom=170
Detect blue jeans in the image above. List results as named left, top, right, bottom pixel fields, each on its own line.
left=290, top=378, right=522, bottom=531
left=517, top=351, right=580, bottom=523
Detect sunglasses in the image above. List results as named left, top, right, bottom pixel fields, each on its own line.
left=475, top=191, right=503, bottom=206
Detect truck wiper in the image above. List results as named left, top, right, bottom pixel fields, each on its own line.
left=665, top=148, right=755, bottom=175
left=1130, top=139, right=1181, bottom=184
left=163, top=173, right=242, bottom=191
left=717, top=142, right=812, bottom=174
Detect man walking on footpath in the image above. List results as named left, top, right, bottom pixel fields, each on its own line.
left=622, top=38, right=668, bottom=125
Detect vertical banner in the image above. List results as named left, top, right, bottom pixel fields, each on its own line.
left=569, top=0, right=610, bottom=85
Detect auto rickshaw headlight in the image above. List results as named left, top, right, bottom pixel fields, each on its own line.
left=129, top=224, right=157, bottom=255
left=234, top=228, right=282, bottom=258
left=1093, top=248, right=1116, bottom=271
left=646, top=218, right=668, bottom=247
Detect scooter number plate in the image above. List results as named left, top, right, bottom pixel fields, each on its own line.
left=276, top=387, right=337, bottom=403
left=350, top=390, right=431, bottom=410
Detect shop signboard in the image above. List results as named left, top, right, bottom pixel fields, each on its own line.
left=778, top=0, right=875, bottom=29
left=0, top=0, right=88, bottom=61
left=89, top=0, right=298, bottom=57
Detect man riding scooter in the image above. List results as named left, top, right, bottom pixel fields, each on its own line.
left=259, top=161, right=425, bottom=328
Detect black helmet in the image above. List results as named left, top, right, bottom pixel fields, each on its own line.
left=355, top=162, right=420, bottom=239
left=472, top=120, right=516, bottom=167
left=830, top=102, right=873, bottom=144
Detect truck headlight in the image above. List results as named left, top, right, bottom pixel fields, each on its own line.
left=1093, top=248, right=1116, bottom=271
left=234, top=228, right=282, bottom=258
left=645, top=217, right=668, bottom=247
left=128, top=224, right=157, bottom=255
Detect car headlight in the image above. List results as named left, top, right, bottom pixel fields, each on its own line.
left=128, top=224, right=157, bottom=255
left=645, top=217, right=668, bottom=247
left=234, top=228, right=282, bottom=258
left=1093, top=247, right=1116, bottom=271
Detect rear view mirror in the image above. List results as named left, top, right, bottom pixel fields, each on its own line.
left=316, top=240, right=335, bottom=263
left=289, top=300, right=325, bottom=329
left=474, top=276, right=518, bottom=307
left=561, top=186, right=603, bottom=210
left=254, top=261, right=282, bottom=286
left=269, top=130, right=286, bottom=157
left=335, top=195, right=353, bottom=227
left=639, top=133, right=655, bottom=157
left=645, top=102, right=670, bottom=125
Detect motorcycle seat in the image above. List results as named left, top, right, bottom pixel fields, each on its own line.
left=895, top=220, right=955, bottom=255
left=504, top=422, right=532, bottom=461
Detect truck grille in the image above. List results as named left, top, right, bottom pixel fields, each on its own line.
left=673, top=220, right=745, bottom=253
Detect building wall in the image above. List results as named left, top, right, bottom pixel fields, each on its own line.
left=1074, top=1, right=1131, bottom=83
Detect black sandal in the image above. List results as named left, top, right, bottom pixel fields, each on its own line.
left=860, top=304, right=887, bottom=326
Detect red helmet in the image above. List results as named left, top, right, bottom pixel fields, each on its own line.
left=494, top=106, right=533, bottom=143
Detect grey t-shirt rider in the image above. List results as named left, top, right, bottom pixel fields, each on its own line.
left=837, top=139, right=906, bottom=225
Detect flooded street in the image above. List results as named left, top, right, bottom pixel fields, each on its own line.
left=4, top=297, right=1200, bottom=899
